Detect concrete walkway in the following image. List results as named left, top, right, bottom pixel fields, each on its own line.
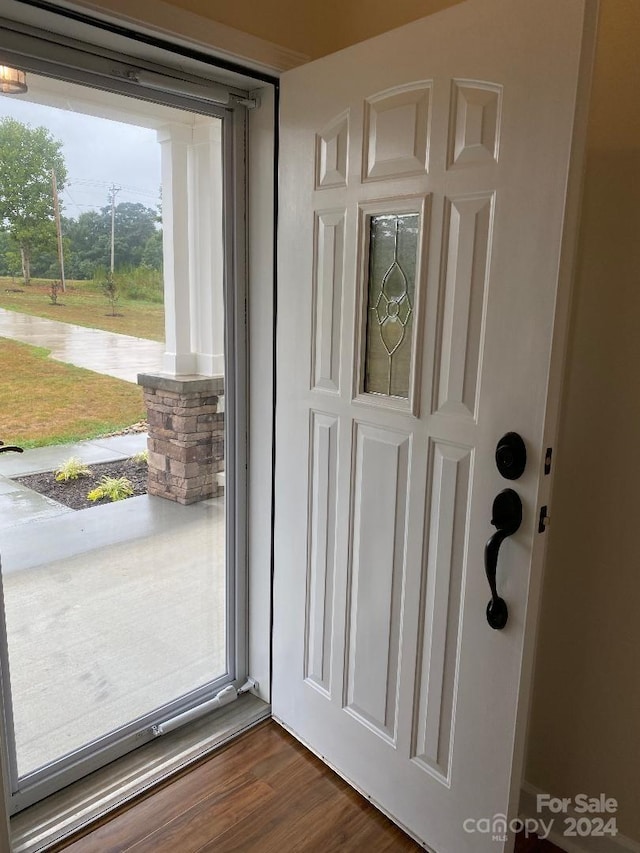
left=0, top=308, right=164, bottom=383
left=0, top=434, right=225, bottom=777
left=0, top=313, right=227, bottom=779
left=3, top=489, right=225, bottom=777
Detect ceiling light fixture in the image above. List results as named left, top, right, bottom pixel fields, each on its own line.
left=0, top=65, right=27, bottom=95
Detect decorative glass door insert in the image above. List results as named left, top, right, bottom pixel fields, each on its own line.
left=364, top=212, right=419, bottom=398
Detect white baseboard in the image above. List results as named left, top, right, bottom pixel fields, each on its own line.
left=520, top=782, right=640, bottom=853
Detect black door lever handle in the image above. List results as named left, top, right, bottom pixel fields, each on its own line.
left=485, top=488, right=522, bottom=630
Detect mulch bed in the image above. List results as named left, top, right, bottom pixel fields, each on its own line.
left=14, top=459, right=148, bottom=511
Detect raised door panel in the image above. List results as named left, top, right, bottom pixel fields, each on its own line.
left=315, top=111, right=349, bottom=189
left=345, top=422, right=410, bottom=744
left=363, top=83, right=432, bottom=181
left=435, top=194, right=494, bottom=419
left=449, top=81, right=502, bottom=168
left=311, top=210, right=346, bottom=394
left=304, top=411, right=340, bottom=696
left=412, top=441, right=471, bottom=781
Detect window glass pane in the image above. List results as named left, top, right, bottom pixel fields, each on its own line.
left=364, top=213, right=419, bottom=398
left=0, top=74, right=229, bottom=781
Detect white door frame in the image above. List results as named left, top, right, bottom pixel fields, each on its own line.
left=508, top=0, right=599, bottom=827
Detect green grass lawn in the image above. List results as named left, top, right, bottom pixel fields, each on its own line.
left=0, top=338, right=146, bottom=448
left=0, top=277, right=165, bottom=342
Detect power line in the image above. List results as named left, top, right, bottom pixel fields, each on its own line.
left=71, top=178, right=111, bottom=186
left=62, top=199, right=95, bottom=210
left=117, top=184, right=161, bottom=198
left=61, top=180, right=161, bottom=220
left=61, top=186, right=86, bottom=214
left=70, top=178, right=160, bottom=199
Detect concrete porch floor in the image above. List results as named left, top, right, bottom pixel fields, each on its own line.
left=0, top=436, right=225, bottom=779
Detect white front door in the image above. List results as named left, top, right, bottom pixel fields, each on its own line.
left=272, top=1, right=594, bottom=850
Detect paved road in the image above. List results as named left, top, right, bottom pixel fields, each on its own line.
left=0, top=308, right=164, bottom=383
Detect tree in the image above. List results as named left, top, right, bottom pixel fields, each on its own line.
left=0, top=230, right=20, bottom=277
left=102, top=270, right=119, bottom=316
left=106, top=202, right=158, bottom=269
left=62, top=211, right=109, bottom=278
left=0, top=118, right=67, bottom=284
left=141, top=229, right=163, bottom=271
left=62, top=203, right=160, bottom=279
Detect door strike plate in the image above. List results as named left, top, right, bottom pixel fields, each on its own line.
left=538, top=505, right=550, bottom=533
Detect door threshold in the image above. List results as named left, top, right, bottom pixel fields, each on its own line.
left=11, top=694, right=270, bottom=853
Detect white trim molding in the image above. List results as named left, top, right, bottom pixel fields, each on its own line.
left=54, top=0, right=310, bottom=74
left=520, top=782, right=640, bottom=853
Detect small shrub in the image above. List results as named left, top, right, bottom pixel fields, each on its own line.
left=49, top=280, right=62, bottom=305
left=102, top=272, right=120, bottom=316
left=87, top=475, right=134, bottom=503
left=55, top=457, right=92, bottom=482
left=91, top=265, right=164, bottom=304
left=131, top=449, right=148, bottom=465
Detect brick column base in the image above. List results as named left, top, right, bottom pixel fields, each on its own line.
left=137, top=373, right=224, bottom=505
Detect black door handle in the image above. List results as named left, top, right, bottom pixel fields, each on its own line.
left=485, top=488, right=522, bottom=630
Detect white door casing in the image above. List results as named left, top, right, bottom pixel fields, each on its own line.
left=273, top=1, right=594, bottom=851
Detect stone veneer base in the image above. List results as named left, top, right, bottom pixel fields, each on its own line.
left=137, top=373, right=224, bottom=505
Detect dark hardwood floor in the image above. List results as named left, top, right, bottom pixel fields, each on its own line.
left=55, top=721, right=562, bottom=852
left=514, top=836, right=564, bottom=853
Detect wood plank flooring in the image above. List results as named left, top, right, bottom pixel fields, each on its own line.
left=54, top=721, right=563, bottom=852
left=514, top=836, right=564, bottom=853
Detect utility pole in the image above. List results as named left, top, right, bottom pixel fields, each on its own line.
left=51, top=169, right=66, bottom=292
left=108, top=184, right=121, bottom=274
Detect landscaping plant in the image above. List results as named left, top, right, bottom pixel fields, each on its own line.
left=48, top=280, right=62, bottom=306
left=87, top=475, right=134, bottom=503
left=102, top=271, right=120, bottom=316
left=54, top=456, right=92, bottom=482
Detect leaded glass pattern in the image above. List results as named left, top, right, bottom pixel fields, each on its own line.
left=364, top=213, right=419, bottom=398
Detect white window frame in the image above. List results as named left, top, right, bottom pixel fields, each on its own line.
left=0, top=6, right=276, bottom=821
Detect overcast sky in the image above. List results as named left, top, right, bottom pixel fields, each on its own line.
left=0, top=96, right=161, bottom=217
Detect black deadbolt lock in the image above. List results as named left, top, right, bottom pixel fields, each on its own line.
left=495, top=432, right=526, bottom=480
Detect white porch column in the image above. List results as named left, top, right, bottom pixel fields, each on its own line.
left=189, top=120, right=225, bottom=376
left=157, top=122, right=197, bottom=375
